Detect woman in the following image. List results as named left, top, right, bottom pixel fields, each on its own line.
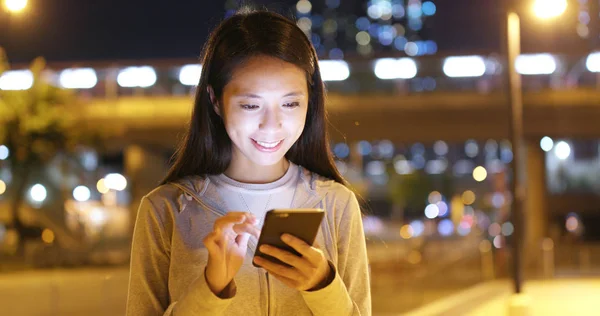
left=126, top=8, right=371, bottom=316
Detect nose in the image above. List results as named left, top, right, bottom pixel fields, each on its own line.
left=259, top=106, right=282, bottom=131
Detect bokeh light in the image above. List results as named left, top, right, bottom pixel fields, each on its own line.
left=96, top=179, right=109, bottom=194
left=462, top=190, right=476, bottom=205
left=400, top=224, right=414, bottom=239
left=540, top=136, right=554, bottom=152
left=473, top=166, right=488, bottom=182
left=41, top=229, right=55, bottom=244
left=29, top=184, right=47, bottom=203
left=0, top=145, right=8, bottom=160
left=425, top=204, right=439, bottom=219
left=0, top=180, right=6, bottom=195
left=554, top=141, right=571, bottom=160
left=73, top=186, right=91, bottom=202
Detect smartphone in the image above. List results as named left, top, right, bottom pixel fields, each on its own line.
left=253, top=208, right=325, bottom=268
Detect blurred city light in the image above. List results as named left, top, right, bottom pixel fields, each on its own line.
left=533, top=0, right=567, bottom=19
left=457, top=221, right=471, bottom=236
left=407, top=250, right=422, bottom=264
left=491, top=192, right=506, bottom=208
left=473, top=166, right=488, bottom=182
left=0, top=145, right=9, bottom=160
left=565, top=213, right=579, bottom=232
left=436, top=201, right=449, bottom=217
left=296, top=0, right=312, bottom=14
left=424, top=203, right=440, bottom=219
left=318, top=60, right=350, bottom=81
left=493, top=235, right=503, bottom=248
left=400, top=224, right=414, bottom=239
left=3, top=0, right=27, bottom=13
left=422, top=1, right=436, bottom=16
left=373, top=58, right=417, bottom=79
left=554, top=141, right=571, bottom=160
left=29, top=184, right=47, bottom=203
left=442, top=56, right=486, bottom=77
left=104, top=173, right=127, bottom=191
left=0, top=179, right=6, bottom=195
left=117, top=66, right=157, bottom=88
left=540, top=136, right=554, bottom=152
left=515, top=54, right=557, bottom=75
left=410, top=220, right=425, bottom=237
left=437, top=219, right=454, bottom=237
left=179, top=64, right=202, bottom=86
left=488, top=223, right=501, bottom=236
left=59, top=68, right=98, bottom=89
left=502, top=222, right=514, bottom=236
left=41, top=229, right=55, bottom=244
left=89, top=208, right=108, bottom=226
left=433, top=140, right=448, bottom=156
left=394, top=157, right=413, bottom=175
left=366, top=161, right=386, bottom=176
left=462, top=190, right=476, bottom=205
left=96, top=178, right=109, bottom=194
left=465, top=139, right=479, bottom=158
left=585, top=52, right=600, bottom=72
left=73, top=186, right=91, bottom=202
left=0, top=70, right=33, bottom=90
left=428, top=191, right=442, bottom=204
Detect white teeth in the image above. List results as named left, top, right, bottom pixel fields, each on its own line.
left=256, top=140, right=282, bottom=148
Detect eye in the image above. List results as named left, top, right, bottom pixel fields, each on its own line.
left=283, top=102, right=301, bottom=108
left=241, top=104, right=259, bottom=110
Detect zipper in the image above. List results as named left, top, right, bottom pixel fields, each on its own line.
left=266, top=271, right=271, bottom=316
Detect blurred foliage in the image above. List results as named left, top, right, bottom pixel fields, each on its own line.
left=0, top=47, right=105, bottom=253
left=387, top=169, right=454, bottom=218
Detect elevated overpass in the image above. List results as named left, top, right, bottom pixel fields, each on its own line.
left=81, top=88, right=600, bottom=149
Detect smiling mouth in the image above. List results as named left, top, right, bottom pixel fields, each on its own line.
left=252, top=139, right=284, bottom=148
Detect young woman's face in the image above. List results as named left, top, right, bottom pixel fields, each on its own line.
left=218, top=55, right=309, bottom=167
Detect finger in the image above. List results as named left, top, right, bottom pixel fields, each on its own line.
left=233, top=222, right=260, bottom=238
left=258, top=245, right=313, bottom=275
left=253, top=256, right=304, bottom=281
left=213, top=213, right=248, bottom=233
left=235, top=232, right=251, bottom=248
left=203, top=232, right=223, bottom=255
left=267, top=271, right=299, bottom=289
left=281, top=234, right=320, bottom=264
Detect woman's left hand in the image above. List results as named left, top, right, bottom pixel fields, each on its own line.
left=253, top=233, right=332, bottom=291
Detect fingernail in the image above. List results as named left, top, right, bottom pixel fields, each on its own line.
left=281, top=234, right=291, bottom=242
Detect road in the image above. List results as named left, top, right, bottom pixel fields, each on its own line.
left=0, top=238, right=484, bottom=315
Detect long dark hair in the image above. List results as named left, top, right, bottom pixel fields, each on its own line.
left=162, top=8, right=346, bottom=186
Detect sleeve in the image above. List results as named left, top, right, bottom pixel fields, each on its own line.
left=126, top=196, right=235, bottom=316
left=300, top=191, right=372, bottom=316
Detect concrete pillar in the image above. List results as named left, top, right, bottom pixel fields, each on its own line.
left=125, top=145, right=169, bottom=231
left=524, top=139, right=548, bottom=267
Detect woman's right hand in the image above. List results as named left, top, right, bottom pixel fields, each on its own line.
left=203, top=212, right=260, bottom=296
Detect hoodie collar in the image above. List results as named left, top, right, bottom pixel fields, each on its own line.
left=171, top=165, right=333, bottom=215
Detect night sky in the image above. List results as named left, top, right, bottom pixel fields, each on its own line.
left=0, top=0, right=595, bottom=63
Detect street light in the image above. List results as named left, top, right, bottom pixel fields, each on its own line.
left=504, top=0, right=567, bottom=305
left=3, top=0, right=27, bottom=13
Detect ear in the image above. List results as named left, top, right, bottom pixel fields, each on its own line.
left=207, top=85, right=220, bottom=116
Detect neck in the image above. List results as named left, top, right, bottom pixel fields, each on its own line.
left=224, top=157, right=290, bottom=184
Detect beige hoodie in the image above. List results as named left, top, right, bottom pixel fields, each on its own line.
left=126, top=165, right=371, bottom=315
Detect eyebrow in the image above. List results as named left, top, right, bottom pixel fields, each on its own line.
left=234, top=91, right=305, bottom=99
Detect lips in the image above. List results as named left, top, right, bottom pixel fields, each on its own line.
left=251, top=138, right=284, bottom=152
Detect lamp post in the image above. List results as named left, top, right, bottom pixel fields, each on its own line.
left=505, top=0, right=567, bottom=302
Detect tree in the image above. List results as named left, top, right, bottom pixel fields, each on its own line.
left=0, top=47, right=103, bottom=256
